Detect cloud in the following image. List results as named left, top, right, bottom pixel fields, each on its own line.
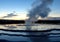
left=2, top=13, right=17, bottom=18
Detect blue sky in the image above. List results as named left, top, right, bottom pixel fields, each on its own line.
left=0, top=0, right=33, bottom=13
left=0, top=0, right=60, bottom=20
left=50, top=0, right=60, bottom=17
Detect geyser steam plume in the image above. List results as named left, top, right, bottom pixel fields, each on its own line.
left=25, top=0, right=53, bottom=30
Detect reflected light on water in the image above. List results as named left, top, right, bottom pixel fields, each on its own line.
left=0, top=24, right=60, bottom=30
left=0, top=24, right=60, bottom=42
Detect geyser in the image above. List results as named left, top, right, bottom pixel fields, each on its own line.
left=25, top=0, right=53, bottom=30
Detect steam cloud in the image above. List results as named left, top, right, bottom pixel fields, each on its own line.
left=28, top=0, right=53, bottom=21
left=25, top=0, right=53, bottom=26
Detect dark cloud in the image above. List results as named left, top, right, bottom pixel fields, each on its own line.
left=2, top=13, right=17, bottom=18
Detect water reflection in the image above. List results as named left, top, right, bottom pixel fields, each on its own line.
left=0, top=24, right=60, bottom=30
left=0, top=24, right=60, bottom=42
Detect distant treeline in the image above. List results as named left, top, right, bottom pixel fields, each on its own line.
left=0, top=19, right=60, bottom=24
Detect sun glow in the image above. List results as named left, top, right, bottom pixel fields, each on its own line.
left=0, top=11, right=60, bottom=20
left=0, top=12, right=28, bottom=20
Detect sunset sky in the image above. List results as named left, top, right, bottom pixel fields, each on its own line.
left=0, top=0, right=60, bottom=20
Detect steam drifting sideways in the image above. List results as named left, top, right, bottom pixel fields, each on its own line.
left=25, top=0, right=53, bottom=29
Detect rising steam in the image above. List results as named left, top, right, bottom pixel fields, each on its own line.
left=25, top=0, right=53, bottom=29
left=29, top=0, right=53, bottom=18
